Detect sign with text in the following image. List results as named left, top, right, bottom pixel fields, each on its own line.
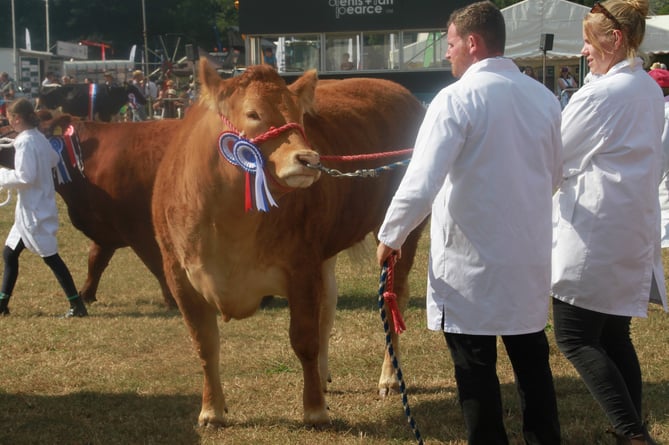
left=56, top=41, right=88, bottom=60
left=239, top=0, right=475, bottom=34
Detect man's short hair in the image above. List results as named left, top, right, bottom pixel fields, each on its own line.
left=448, top=1, right=506, bottom=54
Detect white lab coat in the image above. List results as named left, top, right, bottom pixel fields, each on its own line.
left=659, top=99, right=669, bottom=247
left=0, top=128, right=60, bottom=257
left=552, top=59, right=669, bottom=316
left=378, top=57, right=563, bottom=335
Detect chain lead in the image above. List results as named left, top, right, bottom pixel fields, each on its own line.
left=305, top=159, right=409, bottom=178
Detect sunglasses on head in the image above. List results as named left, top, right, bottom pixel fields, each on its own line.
left=590, top=1, right=622, bottom=30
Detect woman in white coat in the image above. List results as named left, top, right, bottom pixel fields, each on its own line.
left=648, top=68, right=669, bottom=248
left=552, top=1, right=667, bottom=443
left=0, top=99, right=87, bottom=318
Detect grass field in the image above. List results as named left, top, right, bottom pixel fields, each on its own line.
left=0, top=197, right=667, bottom=444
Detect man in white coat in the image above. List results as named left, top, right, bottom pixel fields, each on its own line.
left=376, top=2, right=562, bottom=443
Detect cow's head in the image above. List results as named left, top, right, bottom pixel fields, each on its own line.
left=198, top=59, right=321, bottom=192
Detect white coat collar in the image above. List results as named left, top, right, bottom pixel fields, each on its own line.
left=461, top=57, right=517, bottom=79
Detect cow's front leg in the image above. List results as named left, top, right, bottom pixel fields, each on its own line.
left=288, top=274, right=329, bottom=425
left=179, top=292, right=227, bottom=427
left=80, top=242, right=116, bottom=303
left=319, top=256, right=338, bottom=392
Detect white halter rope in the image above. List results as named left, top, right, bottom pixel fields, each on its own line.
left=0, top=137, right=14, bottom=207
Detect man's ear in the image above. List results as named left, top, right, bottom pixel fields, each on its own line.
left=467, top=33, right=479, bottom=55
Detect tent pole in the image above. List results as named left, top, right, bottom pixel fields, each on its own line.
left=542, top=49, right=547, bottom=88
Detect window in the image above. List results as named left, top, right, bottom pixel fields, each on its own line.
left=400, top=31, right=448, bottom=70
left=246, top=30, right=450, bottom=74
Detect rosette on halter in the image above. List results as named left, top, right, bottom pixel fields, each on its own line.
left=218, top=131, right=278, bottom=212
left=48, top=136, right=72, bottom=184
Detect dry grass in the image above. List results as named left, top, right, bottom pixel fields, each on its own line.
left=0, top=197, right=667, bottom=444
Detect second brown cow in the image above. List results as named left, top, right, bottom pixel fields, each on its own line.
left=42, top=115, right=178, bottom=306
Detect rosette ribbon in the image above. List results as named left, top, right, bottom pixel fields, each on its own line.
left=218, top=131, right=278, bottom=212
left=88, top=83, right=97, bottom=121
left=48, top=136, right=72, bottom=184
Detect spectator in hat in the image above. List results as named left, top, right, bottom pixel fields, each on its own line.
left=102, top=71, right=118, bottom=87
left=132, top=70, right=158, bottom=102
left=153, top=84, right=184, bottom=119
left=130, top=70, right=156, bottom=121
left=649, top=68, right=669, bottom=250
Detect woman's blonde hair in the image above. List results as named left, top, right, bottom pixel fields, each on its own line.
left=583, top=0, right=649, bottom=62
left=8, top=98, right=39, bottom=127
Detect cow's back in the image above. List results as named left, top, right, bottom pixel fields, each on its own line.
left=57, top=118, right=181, bottom=245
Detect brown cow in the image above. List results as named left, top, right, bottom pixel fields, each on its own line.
left=40, top=115, right=177, bottom=307
left=152, top=60, right=426, bottom=426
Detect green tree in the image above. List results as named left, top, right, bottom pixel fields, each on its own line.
left=1, top=0, right=238, bottom=60
left=3, top=0, right=669, bottom=61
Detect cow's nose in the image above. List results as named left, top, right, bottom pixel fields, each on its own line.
left=297, top=151, right=320, bottom=167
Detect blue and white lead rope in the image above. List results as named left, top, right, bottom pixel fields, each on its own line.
left=378, top=260, right=423, bottom=445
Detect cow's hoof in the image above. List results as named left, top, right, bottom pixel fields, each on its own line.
left=303, top=409, right=330, bottom=427
left=80, top=295, right=97, bottom=304
left=198, top=409, right=226, bottom=428
left=378, top=386, right=400, bottom=398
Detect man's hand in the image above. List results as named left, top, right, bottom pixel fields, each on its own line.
left=376, top=242, right=401, bottom=267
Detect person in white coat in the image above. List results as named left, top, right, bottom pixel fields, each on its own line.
left=648, top=68, right=669, bottom=248
left=0, top=99, right=87, bottom=318
left=376, top=2, right=562, bottom=443
left=552, top=1, right=667, bottom=444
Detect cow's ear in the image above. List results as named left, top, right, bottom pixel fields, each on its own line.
left=289, top=69, right=317, bottom=115
left=199, top=57, right=223, bottom=103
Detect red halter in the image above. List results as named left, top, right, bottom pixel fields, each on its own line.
left=217, top=114, right=310, bottom=212
left=219, top=114, right=309, bottom=146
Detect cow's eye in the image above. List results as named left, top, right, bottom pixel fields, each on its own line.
left=246, top=111, right=260, bottom=121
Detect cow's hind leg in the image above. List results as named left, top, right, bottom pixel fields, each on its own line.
left=79, top=242, right=115, bottom=303
left=377, top=220, right=426, bottom=397
left=130, top=244, right=177, bottom=308
left=287, top=267, right=329, bottom=426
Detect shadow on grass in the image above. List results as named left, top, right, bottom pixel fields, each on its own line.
left=326, top=378, right=669, bottom=444
left=0, top=392, right=201, bottom=445
left=1, top=378, right=666, bottom=444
